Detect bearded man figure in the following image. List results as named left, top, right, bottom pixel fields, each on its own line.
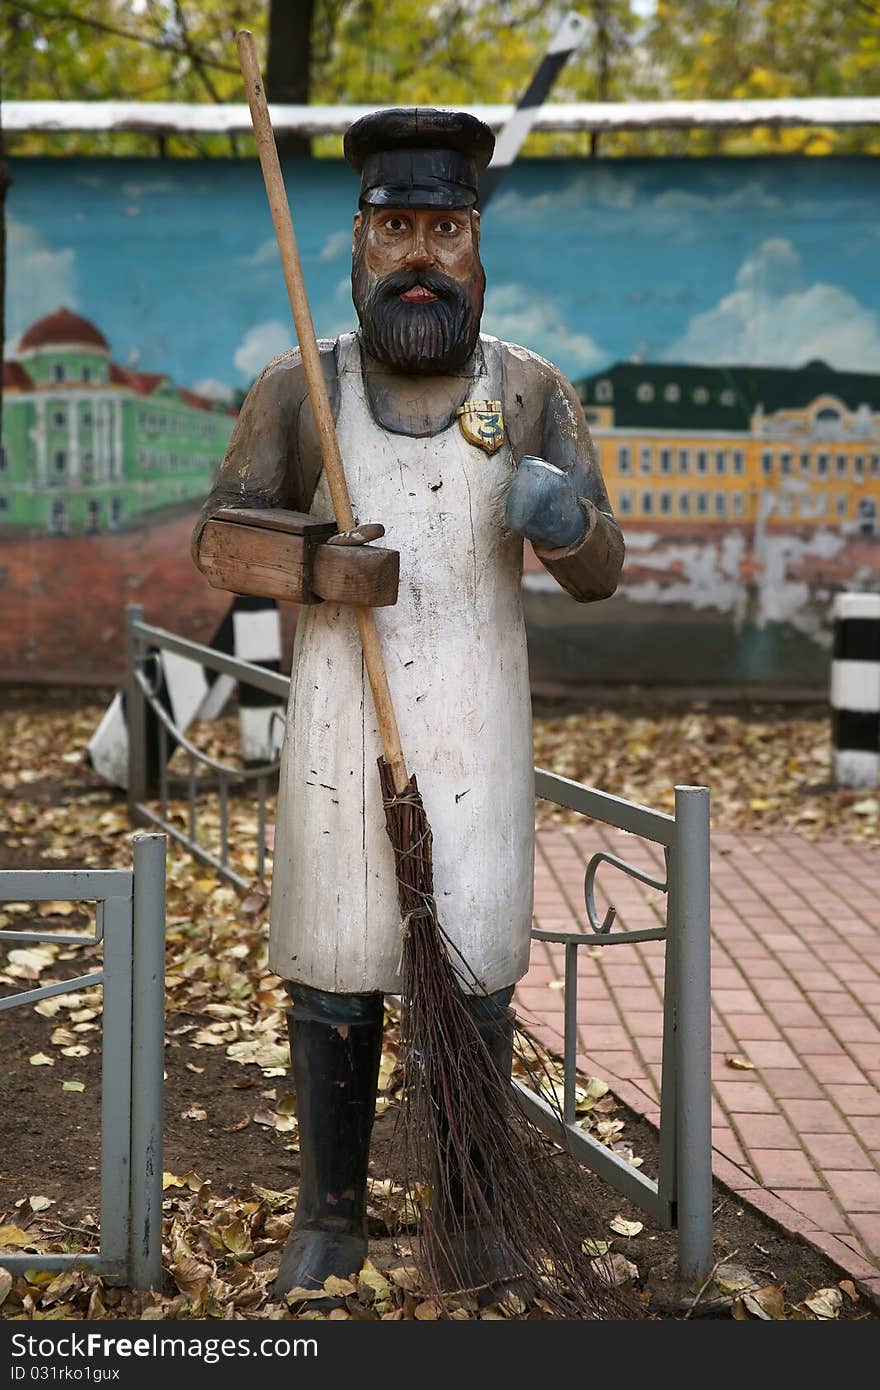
left=192, top=109, right=625, bottom=1299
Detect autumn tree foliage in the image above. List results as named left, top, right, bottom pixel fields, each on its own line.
left=3, top=0, right=878, bottom=159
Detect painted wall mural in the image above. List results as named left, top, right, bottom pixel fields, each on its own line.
left=3, top=155, right=879, bottom=685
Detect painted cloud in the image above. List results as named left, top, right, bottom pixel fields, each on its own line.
left=482, top=284, right=607, bottom=376
left=233, top=321, right=294, bottom=379
left=7, top=217, right=78, bottom=344
left=662, top=238, right=880, bottom=371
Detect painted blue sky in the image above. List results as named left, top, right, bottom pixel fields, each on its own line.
left=8, top=156, right=880, bottom=399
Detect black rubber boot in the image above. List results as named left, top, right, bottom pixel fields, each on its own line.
left=273, top=985, right=383, bottom=1299
left=428, top=987, right=527, bottom=1303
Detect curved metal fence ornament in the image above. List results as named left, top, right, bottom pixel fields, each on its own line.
left=134, top=666, right=280, bottom=781
left=584, top=849, right=669, bottom=935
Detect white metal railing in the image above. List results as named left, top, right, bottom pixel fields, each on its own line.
left=4, top=97, right=879, bottom=135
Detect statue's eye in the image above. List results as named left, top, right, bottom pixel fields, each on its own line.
left=436, top=220, right=458, bottom=234
left=385, top=217, right=406, bottom=232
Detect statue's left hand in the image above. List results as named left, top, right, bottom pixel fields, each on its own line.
left=505, top=455, right=589, bottom=550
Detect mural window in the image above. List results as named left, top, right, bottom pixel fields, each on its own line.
left=0, top=495, right=8, bottom=512
left=733, top=451, right=744, bottom=474
left=781, top=452, right=792, bottom=474
left=618, top=445, right=631, bottom=473
left=678, top=492, right=690, bottom=515
left=641, top=491, right=654, bottom=514
left=636, top=383, right=654, bottom=403
left=82, top=408, right=93, bottom=429
left=854, top=455, right=865, bottom=476
left=761, top=452, right=773, bottom=475
left=696, top=450, right=708, bottom=473
left=640, top=446, right=652, bottom=473
left=82, top=452, right=94, bottom=481
left=836, top=455, right=848, bottom=477
left=48, top=499, right=67, bottom=534
left=664, top=383, right=680, bottom=403
left=836, top=496, right=848, bottom=518
left=660, top=492, right=672, bottom=514
left=678, top=449, right=689, bottom=473
left=86, top=500, right=101, bottom=534
left=0, top=445, right=7, bottom=471
left=857, top=497, right=876, bottom=535
left=817, top=453, right=829, bottom=476
left=53, top=450, right=66, bottom=474
left=52, top=363, right=65, bottom=383
left=871, top=455, right=880, bottom=475
left=715, top=451, right=726, bottom=473
left=693, top=387, right=709, bottom=404
left=110, top=497, right=123, bottom=527
left=714, top=493, right=726, bottom=517
left=618, top=490, right=633, bottom=515
left=660, top=448, right=672, bottom=472
left=720, top=389, right=736, bottom=407
left=595, top=379, right=613, bottom=402
left=732, top=493, right=744, bottom=517
left=53, top=408, right=67, bottom=429
left=696, top=492, right=709, bottom=514
left=82, top=365, right=91, bottom=383
left=800, top=453, right=810, bottom=474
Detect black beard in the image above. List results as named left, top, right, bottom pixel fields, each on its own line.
left=351, top=261, right=484, bottom=375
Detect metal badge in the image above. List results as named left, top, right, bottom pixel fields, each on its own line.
left=456, top=399, right=505, bottom=455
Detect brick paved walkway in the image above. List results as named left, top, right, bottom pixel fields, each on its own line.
left=516, top=824, right=880, bottom=1305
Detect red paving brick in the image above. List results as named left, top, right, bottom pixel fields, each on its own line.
left=519, top=824, right=880, bottom=1305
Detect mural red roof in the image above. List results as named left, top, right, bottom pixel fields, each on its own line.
left=180, top=388, right=214, bottom=411
left=2, top=361, right=34, bottom=390
left=19, top=306, right=110, bottom=353
left=109, top=363, right=166, bottom=395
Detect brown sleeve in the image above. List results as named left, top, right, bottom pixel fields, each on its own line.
left=190, top=341, right=338, bottom=571
left=502, top=341, right=625, bottom=603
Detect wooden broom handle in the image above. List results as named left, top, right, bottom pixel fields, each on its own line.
left=236, top=29, right=409, bottom=792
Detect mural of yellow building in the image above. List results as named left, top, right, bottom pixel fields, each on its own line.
left=577, top=361, right=880, bottom=535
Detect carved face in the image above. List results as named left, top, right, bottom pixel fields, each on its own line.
left=351, top=206, right=485, bottom=374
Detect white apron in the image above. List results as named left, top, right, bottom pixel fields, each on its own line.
left=268, top=333, right=534, bottom=994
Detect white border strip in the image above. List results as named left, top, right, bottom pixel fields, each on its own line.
left=4, top=97, right=880, bottom=135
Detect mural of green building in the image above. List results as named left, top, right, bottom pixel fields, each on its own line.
left=1, top=307, right=236, bottom=536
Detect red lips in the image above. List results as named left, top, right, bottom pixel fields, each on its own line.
left=400, top=286, right=438, bottom=303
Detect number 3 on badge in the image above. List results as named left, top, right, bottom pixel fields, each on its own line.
left=456, top=399, right=505, bottom=455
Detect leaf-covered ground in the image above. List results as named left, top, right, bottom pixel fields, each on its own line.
left=0, top=693, right=876, bottom=1321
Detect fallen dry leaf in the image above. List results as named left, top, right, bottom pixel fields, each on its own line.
left=590, top=1252, right=638, bottom=1287
left=609, top=1216, right=644, bottom=1237
left=800, top=1286, right=844, bottom=1319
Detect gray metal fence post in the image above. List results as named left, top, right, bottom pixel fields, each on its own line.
left=129, top=833, right=166, bottom=1290
left=672, top=785, right=713, bottom=1283
left=125, top=603, right=147, bottom=821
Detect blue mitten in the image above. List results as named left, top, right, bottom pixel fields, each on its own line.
left=505, top=456, right=589, bottom=550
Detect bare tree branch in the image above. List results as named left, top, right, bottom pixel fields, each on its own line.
left=5, top=0, right=241, bottom=75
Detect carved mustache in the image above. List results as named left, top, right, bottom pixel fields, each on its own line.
left=368, top=268, right=466, bottom=304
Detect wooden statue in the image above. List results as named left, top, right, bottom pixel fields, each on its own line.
left=192, top=108, right=625, bottom=1299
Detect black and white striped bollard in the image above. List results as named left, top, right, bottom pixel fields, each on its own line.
left=831, top=592, right=880, bottom=789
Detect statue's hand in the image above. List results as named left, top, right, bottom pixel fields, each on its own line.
left=505, top=456, right=589, bottom=550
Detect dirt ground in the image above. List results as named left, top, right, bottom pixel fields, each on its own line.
left=0, top=687, right=876, bottom=1321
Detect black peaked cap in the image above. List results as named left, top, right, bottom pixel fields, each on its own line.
left=343, top=108, right=495, bottom=208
